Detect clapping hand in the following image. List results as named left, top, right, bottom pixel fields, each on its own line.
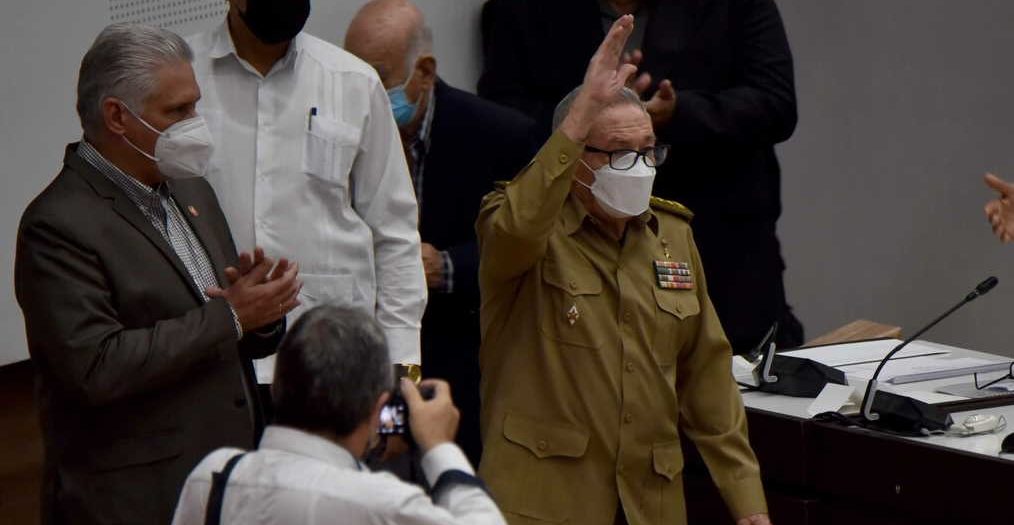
left=985, top=173, right=1014, bottom=243
left=206, top=247, right=302, bottom=332
left=623, top=49, right=678, bottom=128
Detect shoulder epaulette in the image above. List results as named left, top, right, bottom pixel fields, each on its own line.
left=649, top=196, right=694, bottom=221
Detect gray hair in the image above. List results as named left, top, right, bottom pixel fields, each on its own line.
left=552, top=85, right=646, bottom=130
left=76, top=23, right=193, bottom=137
left=272, top=305, right=393, bottom=437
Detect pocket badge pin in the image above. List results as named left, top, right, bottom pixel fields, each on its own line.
left=566, top=304, right=580, bottom=326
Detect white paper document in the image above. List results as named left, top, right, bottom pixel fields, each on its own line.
left=782, top=339, right=949, bottom=367
left=732, top=355, right=758, bottom=387
left=838, top=356, right=1012, bottom=384
left=806, top=383, right=858, bottom=416
left=900, top=390, right=967, bottom=404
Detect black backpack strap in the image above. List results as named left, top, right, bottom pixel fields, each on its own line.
left=204, top=452, right=248, bottom=525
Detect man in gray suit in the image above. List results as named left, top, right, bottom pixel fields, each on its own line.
left=14, top=23, right=301, bottom=524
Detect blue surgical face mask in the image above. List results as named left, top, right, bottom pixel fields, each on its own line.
left=387, top=68, right=420, bottom=127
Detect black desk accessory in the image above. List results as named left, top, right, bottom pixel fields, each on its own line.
left=750, top=322, right=849, bottom=398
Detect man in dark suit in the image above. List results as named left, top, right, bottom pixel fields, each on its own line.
left=14, top=23, right=300, bottom=524
left=345, top=0, right=536, bottom=466
left=478, top=0, right=804, bottom=353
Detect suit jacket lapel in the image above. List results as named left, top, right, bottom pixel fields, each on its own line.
left=168, top=181, right=230, bottom=287
left=66, top=146, right=205, bottom=302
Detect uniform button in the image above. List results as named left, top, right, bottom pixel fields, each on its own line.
left=667, top=465, right=675, bottom=475
left=537, top=440, right=548, bottom=451
left=625, top=361, right=634, bottom=373
left=674, top=303, right=682, bottom=314
left=233, top=397, right=247, bottom=408
left=569, top=280, right=577, bottom=290
left=623, top=413, right=633, bottom=424
left=623, top=311, right=632, bottom=322
left=559, top=153, right=570, bottom=164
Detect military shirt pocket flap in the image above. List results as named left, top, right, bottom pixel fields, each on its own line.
left=503, top=413, right=589, bottom=459
left=653, top=286, right=701, bottom=320
left=652, top=439, right=685, bottom=481
left=86, top=428, right=183, bottom=472
left=542, top=258, right=601, bottom=296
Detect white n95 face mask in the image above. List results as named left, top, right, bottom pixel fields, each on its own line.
left=121, top=104, right=215, bottom=180
left=579, top=152, right=656, bottom=218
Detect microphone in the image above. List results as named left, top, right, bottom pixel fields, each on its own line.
left=966, top=276, right=999, bottom=301
left=751, top=322, right=849, bottom=398
left=859, top=276, right=999, bottom=433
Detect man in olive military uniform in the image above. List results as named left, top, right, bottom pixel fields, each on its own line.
left=475, top=16, right=770, bottom=525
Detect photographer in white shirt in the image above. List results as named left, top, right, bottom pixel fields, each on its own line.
left=172, top=304, right=504, bottom=525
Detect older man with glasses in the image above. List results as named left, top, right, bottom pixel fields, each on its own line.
left=474, top=17, right=770, bottom=525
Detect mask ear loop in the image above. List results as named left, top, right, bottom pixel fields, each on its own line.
left=118, top=102, right=161, bottom=162
left=404, top=56, right=429, bottom=105
left=575, top=158, right=598, bottom=191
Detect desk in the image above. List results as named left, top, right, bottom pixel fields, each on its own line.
left=682, top=341, right=1014, bottom=525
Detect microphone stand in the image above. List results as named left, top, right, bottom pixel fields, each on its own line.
left=752, top=322, right=780, bottom=386
left=861, top=280, right=997, bottom=423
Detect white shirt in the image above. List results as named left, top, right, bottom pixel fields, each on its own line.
left=171, top=426, right=506, bottom=525
left=187, top=23, right=426, bottom=375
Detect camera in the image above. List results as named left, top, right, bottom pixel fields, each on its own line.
left=378, top=390, right=409, bottom=435
left=377, top=365, right=434, bottom=436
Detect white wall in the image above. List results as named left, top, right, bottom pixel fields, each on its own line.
left=777, top=0, right=1014, bottom=356
left=2, top=0, right=110, bottom=367
left=0, top=0, right=485, bottom=366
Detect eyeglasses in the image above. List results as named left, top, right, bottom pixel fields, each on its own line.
left=974, top=362, right=1014, bottom=391
left=584, top=144, right=670, bottom=170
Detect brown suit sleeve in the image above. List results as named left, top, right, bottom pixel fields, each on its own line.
left=16, top=214, right=238, bottom=407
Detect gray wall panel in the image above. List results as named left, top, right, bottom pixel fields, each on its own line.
left=777, top=0, right=1014, bottom=356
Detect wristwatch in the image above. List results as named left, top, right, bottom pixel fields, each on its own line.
left=394, top=363, right=422, bottom=384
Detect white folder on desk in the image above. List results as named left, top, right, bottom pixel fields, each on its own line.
left=781, top=339, right=949, bottom=367
left=838, top=356, right=1012, bottom=384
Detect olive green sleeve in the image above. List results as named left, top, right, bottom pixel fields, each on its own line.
left=475, top=130, right=585, bottom=283
left=676, top=229, right=768, bottom=519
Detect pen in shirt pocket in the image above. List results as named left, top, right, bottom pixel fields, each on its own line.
left=308, top=107, right=317, bottom=131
